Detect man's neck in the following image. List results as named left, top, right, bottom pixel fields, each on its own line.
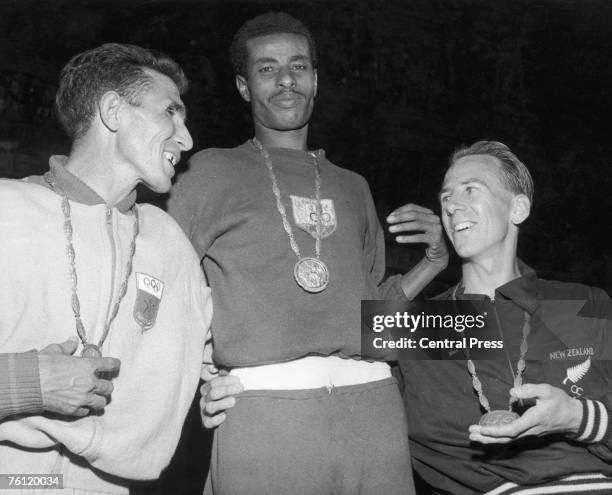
left=461, top=250, right=521, bottom=299
left=254, top=125, right=309, bottom=151
left=64, top=138, right=136, bottom=207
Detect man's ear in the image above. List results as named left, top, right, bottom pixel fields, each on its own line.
left=98, top=91, right=122, bottom=132
left=511, top=194, right=531, bottom=225
left=236, top=75, right=251, bottom=102
left=314, top=69, right=318, bottom=97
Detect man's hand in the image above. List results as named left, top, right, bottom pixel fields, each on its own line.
left=201, top=363, right=218, bottom=382
left=468, top=383, right=583, bottom=444
left=38, top=338, right=121, bottom=417
left=386, top=204, right=448, bottom=299
left=387, top=204, right=448, bottom=265
left=199, top=374, right=243, bottom=429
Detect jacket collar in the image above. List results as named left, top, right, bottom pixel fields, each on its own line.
left=446, top=259, right=540, bottom=314
left=31, top=155, right=136, bottom=214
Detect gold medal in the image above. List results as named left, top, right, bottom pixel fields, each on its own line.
left=294, top=257, right=329, bottom=293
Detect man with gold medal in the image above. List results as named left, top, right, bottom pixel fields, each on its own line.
left=0, top=43, right=212, bottom=493
left=402, top=141, right=612, bottom=494
left=168, top=12, right=448, bottom=495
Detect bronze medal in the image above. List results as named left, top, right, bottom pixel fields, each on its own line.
left=455, top=287, right=532, bottom=429
left=479, top=410, right=520, bottom=426
left=294, top=257, right=329, bottom=293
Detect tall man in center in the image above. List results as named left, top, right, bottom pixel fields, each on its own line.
left=169, top=12, right=446, bottom=494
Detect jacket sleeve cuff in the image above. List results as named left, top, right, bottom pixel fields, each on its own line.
left=379, top=274, right=409, bottom=301
left=573, top=398, right=610, bottom=443
left=0, top=352, right=43, bottom=419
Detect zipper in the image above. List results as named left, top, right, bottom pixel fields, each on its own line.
left=100, top=206, right=118, bottom=347
left=489, top=296, right=521, bottom=384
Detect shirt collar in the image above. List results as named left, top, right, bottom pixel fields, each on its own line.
left=449, top=259, right=540, bottom=314
left=243, top=140, right=327, bottom=165
left=34, top=155, right=136, bottom=214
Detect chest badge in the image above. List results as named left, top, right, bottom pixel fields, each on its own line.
left=134, top=273, right=165, bottom=331
left=563, top=357, right=591, bottom=397
left=290, top=195, right=337, bottom=239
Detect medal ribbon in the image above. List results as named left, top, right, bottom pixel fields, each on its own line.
left=251, top=138, right=322, bottom=259
left=251, top=138, right=329, bottom=292
left=452, top=284, right=530, bottom=414
left=45, top=171, right=139, bottom=356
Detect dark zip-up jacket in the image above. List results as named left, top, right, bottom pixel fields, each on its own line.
left=401, top=262, right=612, bottom=494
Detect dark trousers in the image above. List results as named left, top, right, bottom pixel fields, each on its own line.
left=206, top=377, right=415, bottom=495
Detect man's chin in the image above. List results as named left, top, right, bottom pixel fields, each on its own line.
left=455, top=246, right=476, bottom=260
left=142, top=178, right=172, bottom=195
left=269, top=119, right=310, bottom=132
left=259, top=108, right=313, bottom=131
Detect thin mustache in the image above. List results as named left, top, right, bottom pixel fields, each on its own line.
left=271, top=89, right=305, bottom=99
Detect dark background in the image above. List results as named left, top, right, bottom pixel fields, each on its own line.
left=1, top=0, right=611, bottom=493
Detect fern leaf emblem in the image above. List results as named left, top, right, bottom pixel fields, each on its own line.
left=563, top=357, right=591, bottom=385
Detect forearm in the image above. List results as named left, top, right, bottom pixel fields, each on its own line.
left=399, top=255, right=447, bottom=301
left=0, top=352, right=43, bottom=421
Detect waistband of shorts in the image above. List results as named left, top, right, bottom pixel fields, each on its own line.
left=230, top=355, right=391, bottom=391
left=235, top=376, right=399, bottom=400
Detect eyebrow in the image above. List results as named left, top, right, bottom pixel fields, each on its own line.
left=253, top=56, right=278, bottom=65
left=438, top=178, right=490, bottom=198
left=253, top=54, right=310, bottom=64
left=169, top=100, right=187, bottom=121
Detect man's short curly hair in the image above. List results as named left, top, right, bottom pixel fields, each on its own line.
left=230, top=12, right=317, bottom=77
left=56, top=43, right=188, bottom=141
left=449, top=141, right=534, bottom=203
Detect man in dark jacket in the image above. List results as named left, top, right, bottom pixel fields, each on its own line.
left=403, top=140, right=612, bottom=494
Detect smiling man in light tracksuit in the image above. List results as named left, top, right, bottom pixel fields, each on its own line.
left=0, top=43, right=212, bottom=494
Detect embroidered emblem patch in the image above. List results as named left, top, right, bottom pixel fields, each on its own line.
left=290, top=195, right=337, bottom=239
left=549, top=346, right=594, bottom=360
left=562, top=357, right=592, bottom=397
left=133, top=273, right=165, bottom=331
